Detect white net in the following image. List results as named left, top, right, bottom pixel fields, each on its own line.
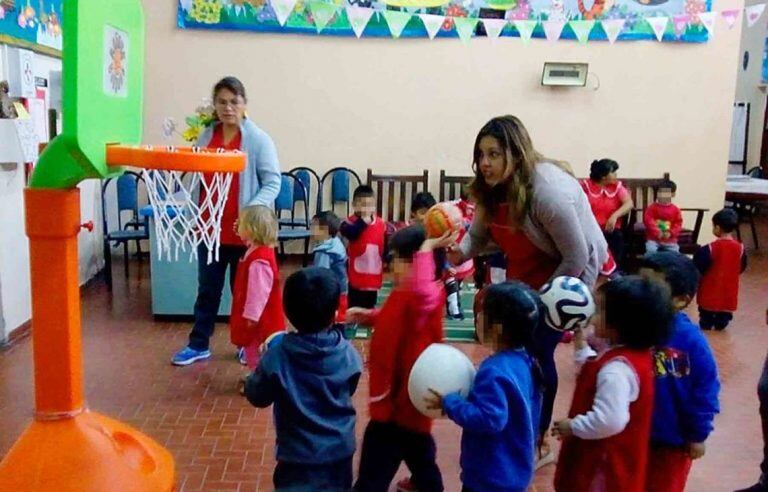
left=142, top=168, right=234, bottom=264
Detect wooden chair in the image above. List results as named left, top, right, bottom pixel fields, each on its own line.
left=366, top=169, right=429, bottom=223
left=438, top=170, right=473, bottom=202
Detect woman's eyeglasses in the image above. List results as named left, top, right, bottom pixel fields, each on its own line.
left=215, top=98, right=244, bottom=109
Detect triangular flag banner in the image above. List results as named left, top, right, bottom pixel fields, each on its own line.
left=697, top=11, right=716, bottom=36
left=270, top=0, right=298, bottom=26
left=514, top=19, right=537, bottom=44
left=542, top=20, right=566, bottom=42
left=454, top=17, right=479, bottom=43
left=721, top=9, right=740, bottom=29
left=600, top=18, right=625, bottom=43
left=569, top=20, right=594, bottom=44
left=346, top=6, right=374, bottom=38
left=672, top=14, right=690, bottom=36
left=382, top=10, right=412, bottom=38
left=482, top=18, right=508, bottom=39
left=746, top=3, right=766, bottom=27
left=309, top=1, right=339, bottom=33
left=646, top=16, right=669, bottom=41
left=419, top=13, right=445, bottom=39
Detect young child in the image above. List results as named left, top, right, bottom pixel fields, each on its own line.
left=639, top=252, right=721, bottom=492
left=694, top=208, right=747, bottom=330
left=312, top=211, right=349, bottom=324
left=644, top=180, right=683, bottom=253
left=243, top=267, right=363, bottom=491
left=350, top=225, right=456, bottom=492
left=553, top=276, right=674, bottom=492
left=229, top=205, right=285, bottom=371
left=425, top=281, right=543, bottom=492
left=410, top=191, right=437, bottom=225
left=340, top=185, right=385, bottom=310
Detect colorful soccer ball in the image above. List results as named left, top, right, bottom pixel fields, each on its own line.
left=539, top=276, right=595, bottom=332
left=424, top=202, right=463, bottom=238
left=408, top=343, right=476, bottom=419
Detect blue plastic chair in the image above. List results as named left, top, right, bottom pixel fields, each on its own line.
left=320, top=167, right=362, bottom=217
left=276, top=172, right=311, bottom=265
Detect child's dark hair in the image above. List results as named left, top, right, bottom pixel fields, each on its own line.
left=656, top=179, right=677, bottom=194
left=589, top=159, right=619, bottom=181
left=640, top=251, right=700, bottom=298
left=313, top=211, right=341, bottom=237
left=483, top=281, right=543, bottom=349
left=599, top=275, right=674, bottom=348
left=353, top=185, right=375, bottom=201
left=283, top=267, right=340, bottom=334
left=411, top=192, right=437, bottom=213
left=388, top=224, right=426, bottom=260
left=712, top=208, right=738, bottom=233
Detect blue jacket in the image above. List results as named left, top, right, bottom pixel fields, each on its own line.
left=244, top=327, right=362, bottom=463
left=651, top=312, right=720, bottom=447
left=313, top=237, right=348, bottom=294
left=443, top=349, right=541, bottom=492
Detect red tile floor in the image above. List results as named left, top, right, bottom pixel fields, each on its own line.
left=2, top=222, right=768, bottom=491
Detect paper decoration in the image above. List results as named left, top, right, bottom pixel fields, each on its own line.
left=646, top=16, right=669, bottom=41
left=419, top=13, right=445, bottom=39
left=721, top=9, right=740, bottom=29
left=382, top=10, right=413, bottom=38
left=481, top=18, right=508, bottom=39
left=514, top=19, right=537, bottom=44
left=569, top=19, right=594, bottom=44
left=746, top=3, right=766, bottom=27
left=309, top=2, right=340, bottom=32
left=543, top=20, right=566, bottom=42
left=454, top=17, right=479, bottom=43
left=600, top=18, right=625, bottom=44
left=672, top=14, right=690, bottom=37
left=697, top=11, right=716, bottom=36
left=270, top=0, right=298, bottom=26
left=346, top=6, right=375, bottom=38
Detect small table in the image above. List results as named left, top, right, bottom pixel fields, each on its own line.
left=725, top=176, right=768, bottom=249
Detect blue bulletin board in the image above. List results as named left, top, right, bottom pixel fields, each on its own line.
left=0, top=0, right=63, bottom=56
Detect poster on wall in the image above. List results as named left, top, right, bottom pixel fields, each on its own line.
left=763, top=37, right=768, bottom=83
left=0, top=0, right=63, bottom=53
left=177, top=0, right=711, bottom=41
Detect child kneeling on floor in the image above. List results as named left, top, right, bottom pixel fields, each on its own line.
left=243, top=267, right=363, bottom=492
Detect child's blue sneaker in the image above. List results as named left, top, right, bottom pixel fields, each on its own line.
left=237, top=347, right=247, bottom=365
left=171, top=346, right=211, bottom=366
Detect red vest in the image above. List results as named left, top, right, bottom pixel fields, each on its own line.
left=347, top=216, right=385, bottom=291
left=229, top=246, right=285, bottom=347
left=555, top=347, right=654, bottom=492
left=697, top=238, right=744, bottom=312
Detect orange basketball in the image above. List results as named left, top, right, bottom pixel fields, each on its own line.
left=424, top=202, right=463, bottom=238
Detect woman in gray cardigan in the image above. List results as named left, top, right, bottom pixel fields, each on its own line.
left=451, top=115, right=607, bottom=467
left=172, top=76, right=282, bottom=366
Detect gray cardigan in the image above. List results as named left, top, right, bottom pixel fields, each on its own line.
left=197, top=119, right=282, bottom=208
left=460, top=162, right=608, bottom=288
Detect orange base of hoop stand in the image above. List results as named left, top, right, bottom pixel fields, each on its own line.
left=0, top=188, right=175, bottom=491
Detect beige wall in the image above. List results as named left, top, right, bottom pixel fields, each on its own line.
left=143, top=1, right=744, bottom=241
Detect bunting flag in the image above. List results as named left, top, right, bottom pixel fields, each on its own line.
left=382, top=10, right=412, bottom=38
left=514, top=19, right=537, bottom=44
left=746, top=3, right=766, bottom=27
left=270, top=0, right=298, bottom=26
left=569, top=19, right=594, bottom=44
left=672, top=14, right=690, bottom=36
left=543, top=20, right=566, bottom=42
left=346, top=6, right=375, bottom=38
left=482, top=18, right=508, bottom=39
left=419, top=13, right=445, bottom=39
left=454, top=17, right=479, bottom=43
left=697, top=11, right=716, bottom=37
left=646, top=16, right=669, bottom=41
left=309, top=1, right=340, bottom=33
left=721, top=9, right=740, bottom=29
left=600, top=18, right=625, bottom=44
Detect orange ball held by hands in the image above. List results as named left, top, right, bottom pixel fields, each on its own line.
left=424, top=202, right=463, bottom=238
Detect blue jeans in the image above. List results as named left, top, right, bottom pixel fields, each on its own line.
left=533, top=324, right=564, bottom=439
left=645, top=240, right=680, bottom=253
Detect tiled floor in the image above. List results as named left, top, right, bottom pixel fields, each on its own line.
left=2, top=222, right=768, bottom=491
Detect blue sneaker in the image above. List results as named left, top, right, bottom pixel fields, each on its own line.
left=171, top=346, right=211, bottom=366
left=237, top=347, right=247, bottom=365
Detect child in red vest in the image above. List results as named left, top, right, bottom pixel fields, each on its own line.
left=694, top=208, right=747, bottom=330
left=553, top=276, right=674, bottom=492
left=340, top=185, right=386, bottom=310
left=644, top=180, right=683, bottom=253
left=229, top=205, right=285, bottom=373
left=349, top=225, right=456, bottom=492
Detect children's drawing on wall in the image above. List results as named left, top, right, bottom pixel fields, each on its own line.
left=0, top=0, right=63, bottom=52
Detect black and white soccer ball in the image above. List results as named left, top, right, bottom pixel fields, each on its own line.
left=539, top=276, right=595, bottom=332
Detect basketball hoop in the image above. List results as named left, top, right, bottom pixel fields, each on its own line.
left=106, top=144, right=246, bottom=264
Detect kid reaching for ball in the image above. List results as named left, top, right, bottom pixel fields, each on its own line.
left=425, top=281, right=544, bottom=492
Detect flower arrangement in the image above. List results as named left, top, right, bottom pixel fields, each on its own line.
left=163, top=99, right=216, bottom=143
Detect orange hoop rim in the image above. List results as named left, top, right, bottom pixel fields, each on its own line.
left=106, top=144, right=246, bottom=173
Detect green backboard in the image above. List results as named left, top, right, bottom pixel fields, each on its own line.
left=31, top=0, right=144, bottom=189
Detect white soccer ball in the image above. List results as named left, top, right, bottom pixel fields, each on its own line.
left=408, top=344, right=476, bottom=419
left=539, top=276, right=595, bottom=332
